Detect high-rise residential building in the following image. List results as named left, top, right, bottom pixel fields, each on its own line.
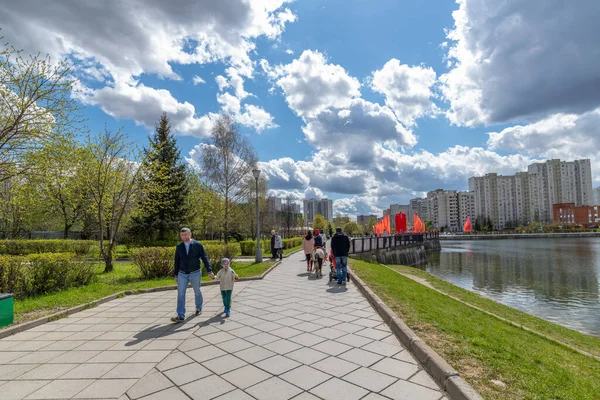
left=303, top=198, right=333, bottom=223
left=357, top=215, right=376, bottom=226
left=267, top=196, right=282, bottom=212
left=426, top=189, right=459, bottom=231
left=595, top=187, right=600, bottom=206
left=469, top=159, right=593, bottom=229
left=408, top=197, right=430, bottom=224
left=457, top=191, right=475, bottom=228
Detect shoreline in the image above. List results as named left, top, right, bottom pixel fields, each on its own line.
left=439, top=232, right=600, bottom=240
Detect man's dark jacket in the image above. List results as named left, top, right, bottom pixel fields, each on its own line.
left=173, top=240, right=212, bottom=276
left=331, top=232, right=350, bottom=257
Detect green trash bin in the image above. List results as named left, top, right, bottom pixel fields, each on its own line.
left=0, top=293, right=14, bottom=328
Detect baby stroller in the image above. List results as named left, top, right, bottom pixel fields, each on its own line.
left=328, top=249, right=350, bottom=282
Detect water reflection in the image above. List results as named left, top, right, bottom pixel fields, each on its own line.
left=420, top=238, right=600, bottom=337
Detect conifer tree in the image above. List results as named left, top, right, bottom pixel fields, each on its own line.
left=129, top=113, right=188, bottom=242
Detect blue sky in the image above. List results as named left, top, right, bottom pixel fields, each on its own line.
left=2, top=0, right=600, bottom=217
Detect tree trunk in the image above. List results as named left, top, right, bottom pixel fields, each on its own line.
left=63, top=222, right=72, bottom=239
left=104, top=243, right=114, bottom=273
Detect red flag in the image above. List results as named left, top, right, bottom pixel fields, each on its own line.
left=463, top=216, right=472, bottom=233
left=413, top=215, right=425, bottom=233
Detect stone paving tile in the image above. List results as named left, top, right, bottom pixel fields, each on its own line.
left=10, top=351, right=65, bottom=364
left=203, top=354, right=248, bottom=375
left=0, top=380, right=50, bottom=399
left=163, top=362, right=213, bottom=386
left=338, top=348, right=384, bottom=367
left=156, top=351, right=194, bottom=371
left=125, top=350, right=171, bottom=363
left=380, top=379, right=444, bottom=400
left=17, top=363, right=78, bottom=380
left=254, top=355, right=301, bottom=375
left=311, top=340, right=352, bottom=357
left=127, top=369, right=173, bottom=399
left=279, top=364, right=331, bottom=391
left=221, top=364, right=272, bottom=389
left=103, top=362, right=154, bottom=379
left=344, top=367, right=398, bottom=392
left=361, top=340, right=403, bottom=357
left=310, top=377, right=369, bottom=400
left=311, top=356, right=360, bottom=376
left=219, top=338, right=258, bottom=356
left=263, top=339, right=303, bottom=355
left=73, top=378, right=138, bottom=399
left=134, top=386, right=190, bottom=400
left=181, top=375, right=235, bottom=400
left=0, top=364, right=38, bottom=380
left=409, top=370, right=441, bottom=390
left=246, top=376, right=303, bottom=400
left=393, top=349, right=419, bottom=365
left=245, top=332, right=281, bottom=346
left=0, top=351, right=30, bottom=364
left=61, top=363, right=118, bottom=379
left=370, top=357, right=420, bottom=379
left=285, top=347, right=329, bottom=365
left=235, top=345, right=276, bottom=364
left=26, top=379, right=94, bottom=399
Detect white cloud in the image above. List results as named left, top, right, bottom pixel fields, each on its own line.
left=192, top=75, right=206, bottom=85
left=0, top=0, right=297, bottom=84
left=440, top=0, right=600, bottom=126
left=304, top=186, right=325, bottom=200
left=371, top=59, right=437, bottom=126
left=83, top=83, right=217, bottom=137
left=267, top=50, right=361, bottom=118
left=487, top=109, right=600, bottom=158
left=302, top=99, right=416, bottom=166
left=0, top=0, right=294, bottom=135
left=285, top=49, right=294, bottom=55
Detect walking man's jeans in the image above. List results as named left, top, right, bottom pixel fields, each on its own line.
left=221, top=290, right=232, bottom=314
left=335, top=256, right=348, bottom=283
left=177, top=270, right=203, bottom=318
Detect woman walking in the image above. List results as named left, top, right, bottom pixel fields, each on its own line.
left=302, top=230, right=314, bottom=272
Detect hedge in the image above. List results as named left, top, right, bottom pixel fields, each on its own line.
left=239, top=237, right=303, bottom=256
left=0, top=240, right=95, bottom=256
left=131, top=243, right=240, bottom=278
left=0, top=253, right=96, bottom=299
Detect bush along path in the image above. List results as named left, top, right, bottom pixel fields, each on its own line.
left=349, top=258, right=600, bottom=400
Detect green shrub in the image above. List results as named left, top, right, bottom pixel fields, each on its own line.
left=0, top=253, right=95, bottom=299
left=204, top=243, right=239, bottom=273
left=0, top=240, right=96, bottom=256
left=282, top=237, right=302, bottom=249
left=131, top=247, right=175, bottom=279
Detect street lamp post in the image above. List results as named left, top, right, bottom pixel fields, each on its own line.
left=252, top=169, right=262, bottom=262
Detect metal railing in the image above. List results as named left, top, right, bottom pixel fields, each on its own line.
left=350, top=232, right=439, bottom=253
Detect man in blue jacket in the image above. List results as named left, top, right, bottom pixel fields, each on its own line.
left=171, top=228, right=214, bottom=323
left=331, top=227, right=351, bottom=285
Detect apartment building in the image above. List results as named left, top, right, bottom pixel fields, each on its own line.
left=303, top=198, right=334, bottom=223
left=469, top=159, right=593, bottom=229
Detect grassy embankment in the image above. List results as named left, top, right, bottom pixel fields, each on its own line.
left=13, top=261, right=274, bottom=324
left=349, top=258, right=600, bottom=400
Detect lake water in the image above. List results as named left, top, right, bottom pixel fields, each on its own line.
left=421, top=238, right=600, bottom=337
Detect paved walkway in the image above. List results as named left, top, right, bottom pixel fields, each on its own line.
left=0, top=254, right=446, bottom=399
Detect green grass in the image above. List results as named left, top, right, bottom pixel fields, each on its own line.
left=13, top=260, right=274, bottom=324
left=349, top=258, right=600, bottom=400
left=387, top=264, right=600, bottom=358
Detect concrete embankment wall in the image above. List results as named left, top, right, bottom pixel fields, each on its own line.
left=351, top=240, right=440, bottom=266
left=440, top=232, right=600, bottom=241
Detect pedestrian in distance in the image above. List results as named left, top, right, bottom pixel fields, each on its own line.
left=273, top=230, right=283, bottom=260
left=171, top=228, right=214, bottom=323
left=331, top=227, right=351, bottom=285
left=303, top=230, right=314, bottom=272
left=212, top=258, right=238, bottom=317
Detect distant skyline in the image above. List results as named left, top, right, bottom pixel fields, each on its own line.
left=2, top=0, right=599, bottom=218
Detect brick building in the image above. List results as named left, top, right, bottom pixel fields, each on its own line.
left=552, top=203, right=600, bottom=227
